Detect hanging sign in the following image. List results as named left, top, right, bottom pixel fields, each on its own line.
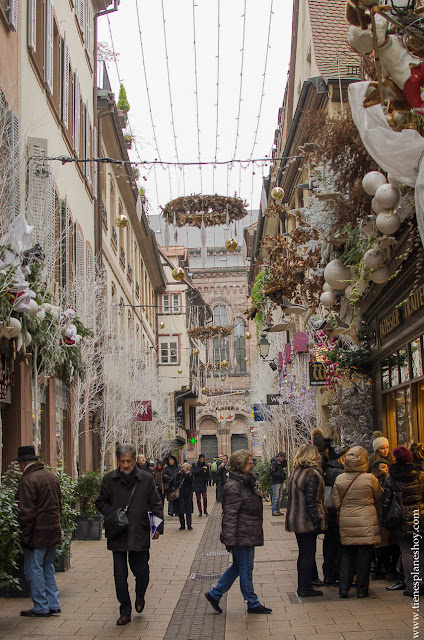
left=132, top=400, right=152, bottom=421
left=309, top=362, right=327, bottom=386
left=266, top=394, right=288, bottom=406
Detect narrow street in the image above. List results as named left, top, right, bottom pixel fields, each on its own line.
left=0, top=488, right=421, bottom=640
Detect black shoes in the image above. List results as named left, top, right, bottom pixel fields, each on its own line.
left=135, top=597, right=145, bottom=613
left=322, top=580, right=338, bottom=586
left=49, top=608, right=61, bottom=615
left=386, top=580, right=406, bottom=591
left=339, top=591, right=349, bottom=598
left=297, top=589, right=323, bottom=597
left=198, top=512, right=202, bottom=517
left=204, top=510, right=209, bottom=516
left=357, top=591, right=368, bottom=599
left=116, top=615, right=131, bottom=625
left=248, top=604, right=273, bottom=614
left=179, top=526, right=185, bottom=530
left=188, top=526, right=193, bottom=530
left=312, top=579, right=323, bottom=586
left=205, top=591, right=222, bottom=613
left=20, top=609, right=50, bottom=617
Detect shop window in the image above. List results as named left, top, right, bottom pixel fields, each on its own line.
left=411, top=337, right=423, bottom=379
left=399, top=347, right=409, bottom=384
left=389, top=352, right=399, bottom=387
left=395, top=388, right=413, bottom=446
left=381, top=357, right=390, bottom=390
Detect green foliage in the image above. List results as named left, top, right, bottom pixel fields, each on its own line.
left=325, top=343, right=372, bottom=378
left=74, top=471, right=103, bottom=515
left=340, top=225, right=366, bottom=266
left=251, top=271, right=268, bottom=334
left=0, top=464, right=22, bottom=590
left=117, top=83, right=130, bottom=113
left=56, top=473, right=77, bottom=558
left=255, top=458, right=272, bottom=493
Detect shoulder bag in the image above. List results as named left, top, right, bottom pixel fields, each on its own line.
left=169, top=476, right=184, bottom=501
left=336, top=473, right=360, bottom=525
left=104, top=483, right=137, bottom=541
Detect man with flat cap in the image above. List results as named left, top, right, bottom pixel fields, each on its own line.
left=16, top=445, right=62, bottom=617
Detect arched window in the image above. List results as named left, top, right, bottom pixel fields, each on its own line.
left=213, top=305, right=229, bottom=366
left=109, top=178, right=116, bottom=229
left=234, top=317, right=246, bottom=374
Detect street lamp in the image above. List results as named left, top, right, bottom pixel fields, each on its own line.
left=390, top=0, right=414, bottom=15
left=258, top=335, right=270, bottom=359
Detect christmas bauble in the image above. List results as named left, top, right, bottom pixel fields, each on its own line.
left=323, top=282, right=333, bottom=292
left=28, top=299, right=39, bottom=317
left=370, top=265, right=390, bottom=284
left=221, top=375, right=226, bottom=382
left=320, top=291, right=336, bottom=307
left=374, top=184, right=400, bottom=209
left=172, top=267, right=185, bottom=281
left=376, top=212, right=401, bottom=235
left=116, top=214, right=129, bottom=228
left=225, top=238, right=238, bottom=252
left=362, top=171, right=387, bottom=196
left=193, top=348, right=200, bottom=356
left=177, top=368, right=182, bottom=374
left=271, top=186, right=285, bottom=201
left=245, top=331, right=252, bottom=339
left=8, top=317, right=21, bottom=337
left=388, top=174, right=402, bottom=188
left=221, top=359, right=229, bottom=369
left=324, top=259, right=351, bottom=291
left=159, top=321, right=165, bottom=329
left=364, top=249, right=385, bottom=270
left=371, top=196, right=386, bottom=215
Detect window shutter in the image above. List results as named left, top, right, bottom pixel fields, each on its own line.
left=9, top=0, right=18, bottom=31
left=8, top=111, right=20, bottom=219
left=81, top=103, right=87, bottom=176
left=76, top=0, right=84, bottom=33
left=59, top=199, right=70, bottom=304
left=72, top=223, right=85, bottom=321
left=86, top=245, right=94, bottom=328
left=73, top=72, right=80, bottom=155
left=85, top=0, right=92, bottom=62
left=86, top=111, right=92, bottom=187
left=45, top=174, right=56, bottom=281
left=27, top=0, right=36, bottom=51
left=61, top=37, right=69, bottom=129
left=92, top=125, right=97, bottom=198
left=45, top=0, right=54, bottom=95
left=27, top=137, right=47, bottom=231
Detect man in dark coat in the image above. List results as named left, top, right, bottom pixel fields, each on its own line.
left=192, top=453, right=210, bottom=516
left=16, top=446, right=62, bottom=618
left=270, top=452, right=287, bottom=516
left=216, top=454, right=229, bottom=503
left=96, top=443, right=164, bottom=626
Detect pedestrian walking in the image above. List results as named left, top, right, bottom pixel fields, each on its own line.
left=153, top=461, right=166, bottom=504
left=137, top=454, right=153, bottom=474
left=172, top=462, right=194, bottom=530
left=269, top=451, right=287, bottom=516
left=285, top=444, right=327, bottom=597
left=192, top=453, right=210, bottom=516
left=322, top=446, right=349, bottom=586
left=96, top=443, right=164, bottom=626
left=216, top=454, right=229, bottom=503
left=205, top=449, right=272, bottom=614
left=382, top=445, right=424, bottom=597
left=332, top=446, right=382, bottom=599
left=16, top=446, right=62, bottom=618
left=163, top=454, right=180, bottom=516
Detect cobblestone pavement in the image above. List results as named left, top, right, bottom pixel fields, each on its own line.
left=0, top=487, right=423, bottom=640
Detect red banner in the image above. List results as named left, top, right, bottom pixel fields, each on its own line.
left=132, top=401, right=152, bottom=421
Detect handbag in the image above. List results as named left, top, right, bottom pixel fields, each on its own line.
left=168, top=476, right=185, bottom=501
left=336, top=473, right=360, bottom=525
left=324, top=485, right=333, bottom=508
left=104, top=484, right=137, bottom=541
left=382, top=479, right=404, bottom=530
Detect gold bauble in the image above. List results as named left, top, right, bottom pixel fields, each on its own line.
left=225, top=238, right=238, bottom=252
left=193, top=348, right=200, bottom=356
left=172, top=267, right=185, bottom=281
left=244, top=356, right=248, bottom=362
left=221, top=375, right=226, bottom=382
left=177, top=368, right=182, bottom=374
left=245, top=331, right=252, bottom=339
left=159, top=321, right=165, bottom=329
left=116, top=214, right=129, bottom=228
left=271, top=186, right=284, bottom=201
left=221, top=359, right=229, bottom=369
left=201, top=387, right=208, bottom=393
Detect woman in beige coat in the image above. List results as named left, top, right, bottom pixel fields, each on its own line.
left=332, top=446, right=382, bottom=599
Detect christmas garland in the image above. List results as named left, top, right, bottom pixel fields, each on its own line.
left=162, top=195, right=248, bottom=228
left=187, top=326, right=232, bottom=340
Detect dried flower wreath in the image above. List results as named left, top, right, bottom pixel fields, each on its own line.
left=187, top=326, right=233, bottom=340
left=161, top=194, right=248, bottom=228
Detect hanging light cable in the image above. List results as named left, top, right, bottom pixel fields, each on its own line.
left=192, top=0, right=203, bottom=193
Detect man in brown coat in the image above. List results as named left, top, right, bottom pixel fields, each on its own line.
left=16, top=446, right=62, bottom=617
left=96, top=443, right=164, bottom=626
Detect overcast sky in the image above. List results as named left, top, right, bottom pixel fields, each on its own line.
left=98, top=0, right=293, bottom=221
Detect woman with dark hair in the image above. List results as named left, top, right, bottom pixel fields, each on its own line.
left=173, top=462, right=194, bottom=530
left=205, top=450, right=272, bottom=615
left=286, top=443, right=327, bottom=597
left=153, top=461, right=166, bottom=504
left=163, top=454, right=180, bottom=516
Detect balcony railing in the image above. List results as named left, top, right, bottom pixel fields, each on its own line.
left=111, top=226, right=117, bottom=250
left=127, top=263, right=133, bottom=283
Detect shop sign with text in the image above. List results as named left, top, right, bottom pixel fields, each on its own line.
left=379, top=283, right=424, bottom=340
left=309, top=362, right=327, bottom=386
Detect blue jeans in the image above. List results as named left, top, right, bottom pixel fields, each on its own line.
left=208, top=546, right=260, bottom=608
left=271, top=483, right=282, bottom=513
left=23, top=546, right=60, bottom=614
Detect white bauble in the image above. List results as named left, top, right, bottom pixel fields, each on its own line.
left=24, top=331, right=32, bottom=347
left=370, top=265, right=390, bottom=284
left=36, top=308, right=46, bottom=320
left=8, top=317, right=21, bottom=337
left=364, top=249, right=385, bottom=270
left=388, top=174, right=402, bottom=188
left=320, top=291, right=336, bottom=307
left=362, top=171, right=387, bottom=196
left=324, top=259, right=351, bottom=291
left=28, top=299, right=39, bottom=317
left=360, top=216, right=375, bottom=236
left=374, top=184, right=400, bottom=209
left=49, top=307, right=60, bottom=319
left=323, top=282, right=333, bottom=292
left=42, top=302, right=53, bottom=313
left=376, top=211, right=401, bottom=235
left=371, top=196, right=386, bottom=214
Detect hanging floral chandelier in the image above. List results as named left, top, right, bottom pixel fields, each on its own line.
left=161, top=194, right=248, bottom=228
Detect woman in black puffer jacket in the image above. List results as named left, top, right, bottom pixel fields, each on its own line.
left=286, top=444, right=327, bottom=597
left=204, top=450, right=272, bottom=615
left=382, top=446, right=424, bottom=596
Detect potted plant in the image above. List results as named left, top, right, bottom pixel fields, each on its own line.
left=0, top=464, right=30, bottom=598
left=74, top=471, right=104, bottom=540
left=117, top=83, right=130, bottom=129
left=123, top=133, right=133, bottom=150
left=139, top=186, right=146, bottom=204
left=55, top=472, right=77, bottom=571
